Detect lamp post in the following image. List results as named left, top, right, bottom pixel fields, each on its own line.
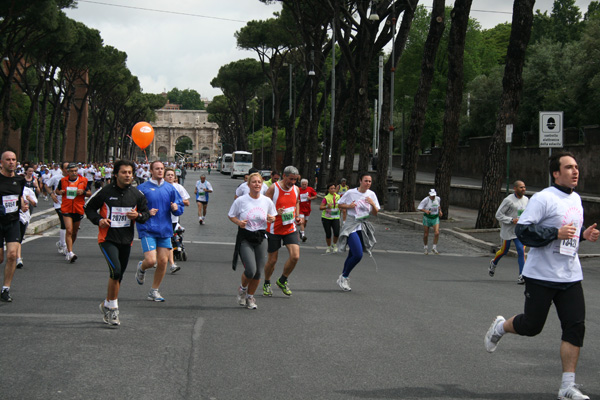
left=329, top=16, right=336, bottom=172
left=388, top=4, right=396, bottom=179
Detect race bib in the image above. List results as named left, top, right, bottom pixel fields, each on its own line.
left=300, top=193, right=309, bottom=202
left=2, top=195, right=18, bottom=214
left=517, top=209, right=524, bottom=217
left=326, top=208, right=340, bottom=219
left=281, top=207, right=295, bottom=225
left=110, top=207, right=131, bottom=228
left=197, top=191, right=206, bottom=202
left=559, top=223, right=580, bottom=257
left=66, top=187, right=78, bottom=200
left=355, top=199, right=371, bottom=220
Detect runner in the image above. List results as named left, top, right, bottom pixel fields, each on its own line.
left=417, top=189, right=443, bottom=255
left=298, top=178, right=317, bottom=242
left=489, top=180, right=529, bottom=283
left=16, top=185, right=37, bottom=269
left=336, top=178, right=349, bottom=222
left=194, top=174, right=213, bottom=225
left=229, top=172, right=276, bottom=309
left=23, top=165, right=40, bottom=196
left=55, top=163, right=90, bottom=262
left=134, top=161, right=184, bottom=302
left=262, top=166, right=302, bottom=297
left=85, top=160, right=150, bottom=326
left=264, top=170, right=280, bottom=188
left=46, top=162, right=69, bottom=255
left=336, top=173, right=380, bottom=291
left=235, top=168, right=267, bottom=198
left=484, top=152, right=599, bottom=400
left=0, top=151, right=27, bottom=302
left=165, top=167, right=190, bottom=273
left=320, top=182, right=341, bottom=253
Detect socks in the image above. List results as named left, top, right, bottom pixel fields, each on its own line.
left=495, top=321, right=505, bottom=336
left=433, top=245, right=437, bottom=250
left=105, top=299, right=118, bottom=309
left=279, top=275, right=288, bottom=284
left=2, top=286, right=9, bottom=291
left=60, top=229, right=66, bottom=246
left=561, top=372, right=575, bottom=388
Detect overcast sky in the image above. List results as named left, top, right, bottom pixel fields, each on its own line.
left=64, top=0, right=594, bottom=100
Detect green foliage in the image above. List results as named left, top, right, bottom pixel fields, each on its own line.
left=531, top=0, right=584, bottom=44
left=167, top=88, right=205, bottom=110
left=460, top=66, right=503, bottom=141
left=175, top=136, right=193, bottom=153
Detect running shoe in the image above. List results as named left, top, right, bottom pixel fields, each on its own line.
left=135, top=261, right=145, bottom=285
left=432, top=248, right=440, bottom=255
left=301, top=233, right=307, bottom=242
left=99, top=303, right=110, bottom=324
left=517, top=275, right=525, bottom=285
left=246, top=296, right=257, bottom=310
left=16, top=258, right=23, bottom=269
left=66, top=252, right=77, bottom=263
left=262, top=283, right=273, bottom=297
left=336, top=274, right=351, bottom=291
left=108, top=308, right=120, bottom=326
left=147, top=289, right=165, bottom=302
left=0, top=288, right=12, bottom=302
left=424, top=247, right=428, bottom=255
left=276, top=279, right=292, bottom=296
left=484, top=315, right=505, bottom=353
left=326, top=246, right=331, bottom=254
left=237, top=287, right=247, bottom=306
left=558, top=383, right=590, bottom=400
left=56, top=241, right=66, bottom=255
left=332, top=244, right=338, bottom=252
left=488, top=260, right=497, bottom=277
left=169, top=263, right=180, bottom=274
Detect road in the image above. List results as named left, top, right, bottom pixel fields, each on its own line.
left=1, top=171, right=599, bottom=399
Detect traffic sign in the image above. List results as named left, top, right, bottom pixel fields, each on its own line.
left=539, top=111, right=563, bottom=148
left=505, top=124, right=513, bottom=143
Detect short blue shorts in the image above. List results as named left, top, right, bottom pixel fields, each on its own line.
left=141, top=236, right=172, bottom=252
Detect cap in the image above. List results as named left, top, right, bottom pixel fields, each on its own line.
left=249, top=168, right=259, bottom=174
left=67, top=163, right=78, bottom=170
left=429, top=189, right=437, bottom=196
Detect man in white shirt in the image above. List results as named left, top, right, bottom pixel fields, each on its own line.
left=417, top=189, right=442, bottom=255
left=484, top=152, right=599, bottom=400
left=195, top=174, right=213, bottom=224
left=489, top=180, right=529, bottom=283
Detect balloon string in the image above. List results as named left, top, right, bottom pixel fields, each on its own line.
left=143, top=149, right=148, bottom=163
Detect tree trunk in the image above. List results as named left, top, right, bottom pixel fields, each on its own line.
left=434, top=0, right=473, bottom=220
left=399, top=0, right=446, bottom=212
left=475, top=0, right=535, bottom=229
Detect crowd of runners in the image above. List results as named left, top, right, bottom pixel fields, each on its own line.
left=1, top=150, right=598, bottom=399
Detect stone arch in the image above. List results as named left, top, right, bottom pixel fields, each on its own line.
left=158, top=146, right=168, bottom=161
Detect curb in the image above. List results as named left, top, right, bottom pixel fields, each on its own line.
left=25, top=208, right=59, bottom=235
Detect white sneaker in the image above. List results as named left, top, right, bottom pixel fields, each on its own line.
left=147, top=289, right=165, bottom=302
left=56, top=241, right=66, bottom=255
left=484, top=315, right=505, bottom=353
left=558, top=383, right=590, bottom=400
left=135, top=261, right=145, bottom=285
left=16, top=258, right=23, bottom=269
left=517, top=275, right=525, bottom=285
left=326, top=246, right=331, bottom=254
left=336, top=274, right=351, bottom=291
left=66, top=252, right=77, bottom=263
left=332, top=244, right=338, bottom=252
left=237, top=287, right=247, bottom=306
left=169, top=263, right=180, bottom=274
left=432, top=248, right=439, bottom=255
left=246, top=296, right=257, bottom=310
left=424, top=247, right=429, bottom=255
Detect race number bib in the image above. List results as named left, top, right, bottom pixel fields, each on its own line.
left=300, top=193, right=309, bottom=202
left=559, top=222, right=580, bottom=257
left=110, top=207, right=131, bottom=228
left=281, top=207, right=295, bottom=225
left=327, top=208, right=340, bottom=219
left=2, top=195, right=18, bottom=214
left=66, top=186, right=78, bottom=199
left=355, top=199, right=371, bottom=220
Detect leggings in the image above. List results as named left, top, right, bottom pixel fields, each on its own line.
left=492, top=239, right=525, bottom=274
left=55, top=209, right=65, bottom=230
left=99, top=241, right=132, bottom=282
left=239, top=239, right=267, bottom=280
left=342, top=231, right=364, bottom=278
left=19, top=221, right=28, bottom=242
left=321, top=218, right=340, bottom=239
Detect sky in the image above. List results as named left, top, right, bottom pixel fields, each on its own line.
left=64, top=0, right=595, bottom=100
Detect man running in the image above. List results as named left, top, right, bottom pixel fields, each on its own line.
left=489, top=180, right=529, bottom=283
left=0, top=151, right=27, bottom=302
left=484, top=152, right=599, bottom=400
left=85, top=160, right=150, bottom=326
left=55, top=163, right=90, bottom=262
left=134, top=161, right=184, bottom=302
left=298, top=178, right=317, bottom=242
left=417, top=189, right=442, bottom=255
left=194, top=174, right=213, bottom=224
left=263, top=166, right=302, bottom=297
left=165, top=167, right=190, bottom=273
left=264, top=170, right=280, bottom=187
left=46, top=162, right=69, bottom=255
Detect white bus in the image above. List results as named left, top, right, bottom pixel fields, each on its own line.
left=216, top=156, right=222, bottom=172
left=221, top=153, right=233, bottom=175
left=231, top=151, right=253, bottom=179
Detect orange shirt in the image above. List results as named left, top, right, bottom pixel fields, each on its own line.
left=267, top=182, right=299, bottom=235
left=59, top=175, right=88, bottom=215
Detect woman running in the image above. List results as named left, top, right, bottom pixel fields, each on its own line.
left=229, top=172, right=276, bottom=309
left=320, top=183, right=341, bottom=254
left=336, top=173, right=380, bottom=291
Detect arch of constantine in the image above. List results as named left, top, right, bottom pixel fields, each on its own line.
left=149, top=109, right=219, bottom=162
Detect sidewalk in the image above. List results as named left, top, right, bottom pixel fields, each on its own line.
left=377, top=205, right=600, bottom=258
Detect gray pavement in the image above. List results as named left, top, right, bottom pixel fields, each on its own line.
left=2, top=171, right=600, bottom=399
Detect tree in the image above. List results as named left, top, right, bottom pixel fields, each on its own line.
left=476, top=0, right=536, bottom=229
left=167, top=88, right=204, bottom=110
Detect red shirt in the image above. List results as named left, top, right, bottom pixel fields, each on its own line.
left=299, top=186, right=317, bottom=215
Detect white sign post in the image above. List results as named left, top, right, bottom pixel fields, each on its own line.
left=505, top=124, right=513, bottom=193
left=539, top=111, right=564, bottom=185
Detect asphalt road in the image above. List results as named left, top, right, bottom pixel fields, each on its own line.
left=1, top=171, right=599, bottom=399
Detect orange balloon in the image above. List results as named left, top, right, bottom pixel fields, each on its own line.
left=131, top=122, right=154, bottom=149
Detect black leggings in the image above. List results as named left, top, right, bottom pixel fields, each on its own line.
left=321, top=218, right=340, bottom=239
left=99, top=241, right=132, bottom=282
left=55, top=209, right=65, bottom=230
left=513, top=279, right=585, bottom=347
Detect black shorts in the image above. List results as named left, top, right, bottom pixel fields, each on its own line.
left=99, top=241, right=132, bottom=282
left=196, top=200, right=208, bottom=204
left=267, top=231, right=299, bottom=253
left=62, top=213, right=84, bottom=222
left=55, top=209, right=66, bottom=229
left=0, top=220, right=22, bottom=244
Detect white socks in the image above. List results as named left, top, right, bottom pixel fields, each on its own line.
left=561, top=372, right=575, bottom=389
left=105, top=299, right=118, bottom=309
left=60, top=229, right=66, bottom=246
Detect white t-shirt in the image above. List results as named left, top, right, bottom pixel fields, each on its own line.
left=105, top=167, right=113, bottom=179
left=170, top=182, right=190, bottom=223
left=20, top=187, right=37, bottom=224
left=339, top=188, right=380, bottom=232
left=228, top=194, right=276, bottom=232
left=85, top=167, right=96, bottom=181
left=418, top=196, right=441, bottom=216
left=518, top=186, right=584, bottom=283
left=496, top=193, right=529, bottom=240
left=235, top=182, right=268, bottom=198
left=47, top=174, right=64, bottom=209
left=195, top=180, right=213, bottom=202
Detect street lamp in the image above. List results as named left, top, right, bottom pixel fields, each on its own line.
left=388, top=4, right=397, bottom=179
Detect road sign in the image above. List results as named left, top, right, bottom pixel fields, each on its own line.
left=539, top=111, right=563, bottom=148
left=505, top=124, right=513, bottom=143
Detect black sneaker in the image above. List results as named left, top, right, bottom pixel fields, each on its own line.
left=1, top=288, right=12, bottom=302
